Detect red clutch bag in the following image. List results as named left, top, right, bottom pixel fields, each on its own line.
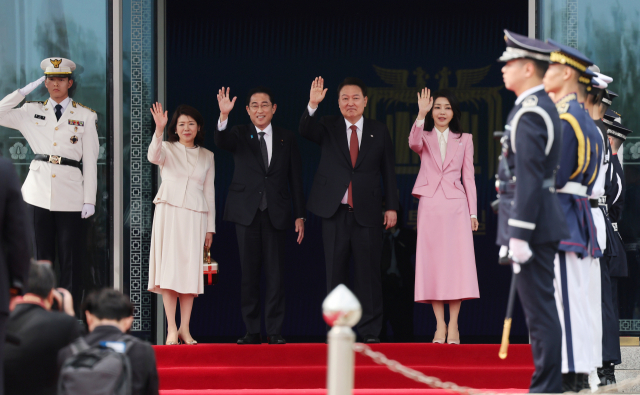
left=203, top=246, right=218, bottom=286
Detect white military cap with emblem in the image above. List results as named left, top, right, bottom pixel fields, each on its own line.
left=40, top=57, right=76, bottom=76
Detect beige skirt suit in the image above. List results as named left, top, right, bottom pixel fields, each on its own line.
left=147, top=134, right=216, bottom=295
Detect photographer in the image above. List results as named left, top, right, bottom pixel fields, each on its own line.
left=3, top=261, right=80, bottom=395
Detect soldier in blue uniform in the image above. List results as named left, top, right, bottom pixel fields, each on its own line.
left=599, top=110, right=632, bottom=385
left=496, top=30, right=569, bottom=394
left=542, top=40, right=603, bottom=392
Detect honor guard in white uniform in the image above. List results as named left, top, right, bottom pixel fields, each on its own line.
left=496, top=30, right=569, bottom=394
left=543, top=41, right=604, bottom=392
left=0, top=58, right=99, bottom=307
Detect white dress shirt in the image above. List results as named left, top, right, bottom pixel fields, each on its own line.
left=50, top=96, right=71, bottom=115
left=308, top=105, right=363, bottom=204
left=218, top=118, right=273, bottom=165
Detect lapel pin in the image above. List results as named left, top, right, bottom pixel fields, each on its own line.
left=251, top=135, right=254, bottom=139
left=371, top=135, right=373, bottom=137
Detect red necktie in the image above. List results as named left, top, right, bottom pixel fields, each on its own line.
left=348, top=125, right=359, bottom=208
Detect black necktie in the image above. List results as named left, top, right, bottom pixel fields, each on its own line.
left=258, top=132, right=268, bottom=211
left=55, top=104, right=63, bottom=121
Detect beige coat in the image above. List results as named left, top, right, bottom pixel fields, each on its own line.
left=148, top=133, right=216, bottom=233
left=0, top=90, right=99, bottom=211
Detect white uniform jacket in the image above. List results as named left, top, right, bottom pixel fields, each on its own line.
left=148, top=134, right=216, bottom=233
left=0, top=90, right=99, bottom=211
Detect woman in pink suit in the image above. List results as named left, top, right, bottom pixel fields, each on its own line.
left=409, top=89, right=479, bottom=344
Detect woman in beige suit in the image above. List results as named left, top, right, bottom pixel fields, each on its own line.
left=148, top=102, right=215, bottom=345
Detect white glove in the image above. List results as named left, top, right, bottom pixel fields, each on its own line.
left=81, top=204, right=95, bottom=219
left=499, top=245, right=508, bottom=258
left=509, top=238, right=532, bottom=264
left=19, top=76, right=46, bottom=96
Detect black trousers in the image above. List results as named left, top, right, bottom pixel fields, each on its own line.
left=516, top=242, right=563, bottom=394
left=322, top=207, right=383, bottom=337
left=601, top=256, right=621, bottom=364
left=608, top=277, right=622, bottom=364
left=236, top=209, right=286, bottom=335
left=26, top=204, right=84, bottom=305
left=381, top=275, right=414, bottom=342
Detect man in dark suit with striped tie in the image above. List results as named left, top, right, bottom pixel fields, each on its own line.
left=216, top=87, right=306, bottom=345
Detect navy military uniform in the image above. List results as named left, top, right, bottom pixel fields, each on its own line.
left=599, top=112, right=632, bottom=383
left=546, top=41, right=603, bottom=390
left=496, top=30, right=569, bottom=394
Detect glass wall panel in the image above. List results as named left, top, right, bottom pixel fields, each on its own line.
left=0, top=0, right=111, bottom=305
left=539, top=0, right=640, bottom=335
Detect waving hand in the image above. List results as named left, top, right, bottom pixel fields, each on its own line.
left=150, top=102, right=168, bottom=137
left=309, top=77, right=328, bottom=109
left=217, top=87, right=237, bottom=122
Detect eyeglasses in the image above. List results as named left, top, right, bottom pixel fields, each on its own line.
left=249, top=103, right=272, bottom=110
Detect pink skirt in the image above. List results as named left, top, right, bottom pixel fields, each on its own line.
left=414, top=186, right=480, bottom=303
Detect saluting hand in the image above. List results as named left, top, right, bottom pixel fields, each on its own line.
left=19, top=76, right=46, bottom=96
left=217, top=87, right=237, bottom=122
left=309, top=77, right=328, bottom=109
left=417, top=88, right=433, bottom=120
left=150, top=102, right=168, bottom=137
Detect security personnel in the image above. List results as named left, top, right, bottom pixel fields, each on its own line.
left=496, top=30, right=569, bottom=394
left=542, top=40, right=603, bottom=392
left=583, top=76, right=622, bottom=388
left=0, top=58, right=99, bottom=308
left=599, top=110, right=632, bottom=385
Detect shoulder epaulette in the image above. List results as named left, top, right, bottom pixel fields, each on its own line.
left=521, top=95, right=538, bottom=108
left=72, top=101, right=96, bottom=113
left=555, top=93, right=577, bottom=114
left=559, top=112, right=587, bottom=179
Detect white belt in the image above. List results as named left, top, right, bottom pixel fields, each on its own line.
left=557, top=181, right=588, bottom=197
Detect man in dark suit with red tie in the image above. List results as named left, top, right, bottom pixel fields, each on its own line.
left=216, top=87, right=306, bottom=345
left=299, top=77, right=399, bottom=343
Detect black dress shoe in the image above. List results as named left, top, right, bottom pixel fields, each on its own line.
left=237, top=333, right=262, bottom=344
left=362, top=335, right=380, bottom=344
left=267, top=334, right=286, bottom=344
left=578, top=373, right=590, bottom=391
left=562, top=373, right=578, bottom=392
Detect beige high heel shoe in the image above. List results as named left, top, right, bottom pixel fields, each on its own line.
left=433, top=325, right=447, bottom=344
left=178, top=333, right=198, bottom=345
left=165, top=333, right=179, bottom=345
left=447, top=326, right=460, bottom=344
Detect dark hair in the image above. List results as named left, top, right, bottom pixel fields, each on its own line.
left=610, top=135, right=624, bottom=151
left=167, top=105, right=205, bottom=146
left=525, top=58, right=549, bottom=79
left=337, top=77, right=368, bottom=98
left=246, top=86, right=275, bottom=106
left=25, top=260, right=56, bottom=299
left=82, top=288, right=134, bottom=321
left=425, top=89, right=466, bottom=137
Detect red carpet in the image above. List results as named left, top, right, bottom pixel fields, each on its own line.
left=154, top=343, right=533, bottom=394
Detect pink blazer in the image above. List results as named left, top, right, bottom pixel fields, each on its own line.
left=408, top=122, right=477, bottom=216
